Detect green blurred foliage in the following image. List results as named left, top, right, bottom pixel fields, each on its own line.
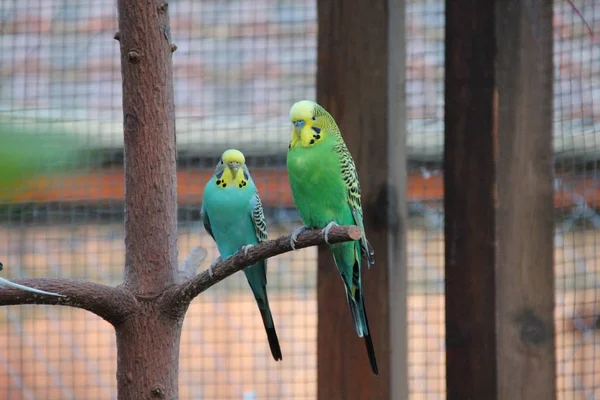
left=0, top=119, right=89, bottom=198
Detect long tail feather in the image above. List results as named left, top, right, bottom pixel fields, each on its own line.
left=262, top=319, right=282, bottom=361
left=245, top=263, right=282, bottom=361
left=361, top=296, right=379, bottom=375
left=345, top=288, right=378, bottom=375
left=254, top=290, right=282, bottom=361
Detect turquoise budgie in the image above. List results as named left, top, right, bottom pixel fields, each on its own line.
left=201, top=149, right=282, bottom=361
left=286, top=100, right=377, bottom=374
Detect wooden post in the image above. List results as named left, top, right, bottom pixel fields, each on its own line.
left=495, top=2, right=555, bottom=398
left=388, top=1, right=408, bottom=399
left=316, top=0, right=407, bottom=398
left=444, top=1, right=555, bottom=399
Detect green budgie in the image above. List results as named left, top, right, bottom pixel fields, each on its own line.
left=286, top=100, right=378, bottom=374
left=0, top=119, right=85, bottom=199
left=201, top=149, right=282, bottom=361
left=0, top=119, right=86, bottom=297
left=0, top=262, right=63, bottom=297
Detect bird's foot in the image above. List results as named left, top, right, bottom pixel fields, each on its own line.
left=208, top=256, right=222, bottom=278
left=290, top=225, right=308, bottom=250
left=322, top=221, right=339, bottom=245
left=239, top=244, right=254, bottom=257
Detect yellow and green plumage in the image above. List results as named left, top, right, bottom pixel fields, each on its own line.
left=286, top=100, right=378, bottom=375
left=201, top=149, right=282, bottom=361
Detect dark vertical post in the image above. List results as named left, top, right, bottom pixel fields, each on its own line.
left=495, top=1, right=555, bottom=398
left=444, top=0, right=555, bottom=399
left=316, top=0, right=407, bottom=398
left=388, top=0, right=409, bottom=398
left=444, top=1, right=498, bottom=398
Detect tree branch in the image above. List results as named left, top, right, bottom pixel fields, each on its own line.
left=162, top=225, right=362, bottom=314
left=0, top=279, right=137, bottom=325
left=0, top=226, right=362, bottom=324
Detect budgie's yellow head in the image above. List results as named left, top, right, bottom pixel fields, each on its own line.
left=289, top=100, right=339, bottom=149
left=221, top=149, right=245, bottom=170
left=213, top=149, right=250, bottom=190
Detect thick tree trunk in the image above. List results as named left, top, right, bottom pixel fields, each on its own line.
left=116, top=303, right=183, bottom=399
left=115, top=0, right=179, bottom=398
left=118, top=0, right=178, bottom=295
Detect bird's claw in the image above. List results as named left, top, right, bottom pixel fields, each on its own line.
left=322, top=221, right=339, bottom=245
left=290, top=225, right=308, bottom=250
left=208, top=256, right=222, bottom=278
left=240, top=244, right=254, bottom=257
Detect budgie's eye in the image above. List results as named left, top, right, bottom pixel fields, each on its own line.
left=220, top=160, right=223, bottom=164
left=312, top=116, right=317, bottom=121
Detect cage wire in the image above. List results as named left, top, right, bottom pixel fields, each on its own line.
left=404, top=0, right=600, bottom=399
left=0, top=0, right=317, bottom=399
left=405, top=0, right=445, bottom=398
left=0, top=0, right=598, bottom=399
left=554, top=1, right=600, bottom=399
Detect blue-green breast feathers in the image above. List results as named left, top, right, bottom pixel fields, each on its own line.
left=202, top=179, right=263, bottom=257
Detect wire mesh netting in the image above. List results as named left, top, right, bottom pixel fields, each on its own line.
left=405, top=1, right=600, bottom=399
left=0, top=0, right=598, bottom=399
left=554, top=2, right=600, bottom=399
left=0, top=0, right=317, bottom=398
left=405, top=0, right=445, bottom=397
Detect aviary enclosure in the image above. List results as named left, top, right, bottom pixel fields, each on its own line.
left=0, top=0, right=598, bottom=399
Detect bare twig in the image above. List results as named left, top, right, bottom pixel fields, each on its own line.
left=162, top=225, right=362, bottom=313
left=0, top=279, right=137, bottom=324
left=565, top=0, right=596, bottom=42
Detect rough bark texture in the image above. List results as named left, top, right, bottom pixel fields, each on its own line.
left=115, top=0, right=180, bottom=397
left=0, top=279, right=136, bottom=324
left=115, top=303, right=183, bottom=400
left=119, top=0, right=178, bottom=295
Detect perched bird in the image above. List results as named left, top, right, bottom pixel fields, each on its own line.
left=0, top=119, right=86, bottom=200
left=0, top=262, right=63, bottom=296
left=201, top=149, right=282, bottom=361
left=286, top=100, right=378, bottom=374
left=0, top=119, right=84, bottom=297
